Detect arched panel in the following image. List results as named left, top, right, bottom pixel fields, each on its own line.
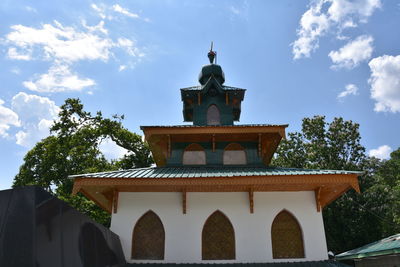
left=223, top=143, right=247, bottom=165
left=183, top=143, right=206, bottom=165
left=207, top=105, right=221, bottom=126
left=271, top=210, right=305, bottom=259
left=202, top=210, right=235, bottom=260
left=132, top=210, right=165, bottom=260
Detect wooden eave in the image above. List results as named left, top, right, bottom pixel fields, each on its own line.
left=141, top=125, right=288, bottom=167
left=72, top=173, right=360, bottom=214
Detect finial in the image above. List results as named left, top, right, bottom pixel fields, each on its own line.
left=208, top=41, right=216, bottom=64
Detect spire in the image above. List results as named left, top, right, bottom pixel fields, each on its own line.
left=199, top=43, right=225, bottom=85
left=207, top=41, right=216, bottom=64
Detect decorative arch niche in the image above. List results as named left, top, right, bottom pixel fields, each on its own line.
left=131, top=210, right=165, bottom=260
left=183, top=143, right=206, bottom=165
left=202, top=210, right=235, bottom=260
left=223, top=143, right=247, bottom=165
left=207, top=104, right=221, bottom=126
left=271, top=210, right=305, bottom=259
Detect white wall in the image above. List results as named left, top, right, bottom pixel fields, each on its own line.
left=110, top=191, right=328, bottom=264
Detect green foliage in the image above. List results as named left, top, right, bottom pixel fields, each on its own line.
left=13, top=98, right=153, bottom=226
left=273, top=115, right=400, bottom=253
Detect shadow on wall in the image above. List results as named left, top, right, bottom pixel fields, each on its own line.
left=0, top=186, right=126, bottom=267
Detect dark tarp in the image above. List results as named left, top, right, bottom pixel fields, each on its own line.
left=0, top=186, right=126, bottom=267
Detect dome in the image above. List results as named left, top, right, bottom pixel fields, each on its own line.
left=198, top=64, right=225, bottom=85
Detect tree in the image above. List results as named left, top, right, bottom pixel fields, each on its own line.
left=272, top=116, right=400, bottom=253
left=13, top=98, right=153, bottom=226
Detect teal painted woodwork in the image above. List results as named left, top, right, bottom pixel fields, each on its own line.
left=181, top=54, right=245, bottom=126
left=166, top=142, right=263, bottom=166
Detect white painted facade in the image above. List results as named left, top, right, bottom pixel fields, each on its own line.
left=110, top=191, right=328, bottom=264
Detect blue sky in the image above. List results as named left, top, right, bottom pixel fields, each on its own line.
left=0, top=0, right=399, bottom=190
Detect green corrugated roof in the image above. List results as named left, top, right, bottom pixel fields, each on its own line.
left=70, top=166, right=362, bottom=179
left=181, top=85, right=246, bottom=91
left=122, top=261, right=350, bottom=267
left=336, top=234, right=400, bottom=260
left=140, top=124, right=287, bottom=128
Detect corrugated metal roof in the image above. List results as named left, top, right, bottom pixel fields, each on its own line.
left=140, top=124, right=288, bottom=129
left=122, top=260, right=350, bottom=267
left=336, top=234, right=400, bottom=260
left=181, top=85, right=246, bottom=91
left=70, top=166, right=362, bottom=179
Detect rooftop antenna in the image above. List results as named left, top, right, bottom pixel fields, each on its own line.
left=208, top=41, right=216, bottom=64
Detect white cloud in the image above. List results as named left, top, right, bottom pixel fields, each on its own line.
left=23, top=64, right=95, bottom=93
left=0, top=99, right=20, bottom=137
left=7, top=47, right=32, bottom=60
left=369, top=145, right=392, bottom=160
left=4, top=20, right=143, bottom=93
left=117, top=38, right=144, bottom=57
left=119, top=65, right=127, bottom=72
left=293, top=0, right=381, bottom=59
left=338, top=83, right=359, bottom=99
left=99, top=137, right=128, bottom=160
left=6, top=21, right=113, bottom=63
left=11, top=92, right=59, bottom=121
left=368, top=55, right=400, bottom=113
left=10, top=67, right=20, bottom=75
left=11, top=92, right=59, bottom=147
left=329, top=35, right=373, bottom=69
left=92, top=3, right=145, bottom=21
left=25, top=6, right=37, bottom=13
left=112, top=4, right=139, bottom=18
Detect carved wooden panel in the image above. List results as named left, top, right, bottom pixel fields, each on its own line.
left=202, top=210, right=235, bottom=260
left=131, top=210, right=165, bottom=260
left=207, top=105, right=221, bottom=126
left=271, top=210, right=305, bottom=259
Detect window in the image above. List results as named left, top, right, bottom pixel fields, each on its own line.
left=202, top=210, right=235, bottom=260
left=132, top=210, right=165, bottom=260
left=183, top=143, right=206, bottom=165
left=271, top=210, right=304, bottom=259
left=207, top=105, right=221, bottom=125
left=223, top=143, right=247, bottom=165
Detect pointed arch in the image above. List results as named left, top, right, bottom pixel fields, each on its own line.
left=223, top=143, right=247, bottom=165
left=183, top=143, right=206, bottom=165
left=202, top=210, right=235, bottom=260
left=207, top=104, right=221, bottom=126
left=271, top=210, right=305, bottom=259
left=131, top=210, right=165, bottom=260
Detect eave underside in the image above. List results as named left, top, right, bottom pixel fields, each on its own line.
left=141, top=125, right=287, bottom=167
left=72, top=174, right=360, bottom=213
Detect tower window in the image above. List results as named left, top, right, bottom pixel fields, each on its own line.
left=183, top=143, right=206, bottom=165
left=207, top=105, right=221, bottom=126
left=223, top=143, right=247, bottom=165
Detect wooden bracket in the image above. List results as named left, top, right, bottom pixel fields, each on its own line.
left=315, top=187, right=322, bottom=212
left=167, top=135, right=171, bottom=158
left=197, top=93, right=201, bottom=105
left=225, top=92, right=229, bottom=105
left=249, top=189, right=254, bottom=214
left=258, top=134, right=262, bottom=157
left=113, top=190, right=119, bottom=214
left=212, top=135, right=216, bottom=152
left=182, top=190, right=187, bottom=214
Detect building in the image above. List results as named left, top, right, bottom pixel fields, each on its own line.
left=71, top=49, right=361, bottom=265
left=336, top=233, right=400, bottom=267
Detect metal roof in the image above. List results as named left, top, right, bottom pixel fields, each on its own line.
left=181, top=85, right=246, bottom=91
left=122, top=260, right=350, bottom=267
left=70, top=166, right=362, bottom=179
left=140, top=124, right=288, bottom=129
left=336, top=234, right=400, bottom=260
